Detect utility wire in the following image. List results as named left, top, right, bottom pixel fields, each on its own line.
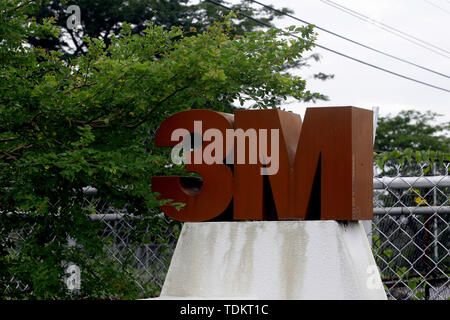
left=248, top=0, right=449, bottom=78
left=423, top=0, right=450, bottom=15
left=320, top=0, right=450, bottom=58
left=204, top=0, right=450, bottom=93
left=322, top=0, right=450, bottom=55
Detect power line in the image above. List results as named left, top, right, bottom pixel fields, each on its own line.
left=423, top=0, right=450, bottom=15
left=248, top=0, right=449, bottom=78
left=321, top=0, right=450, bottom=56
left=204, top=0, right=450, bottom=93
left=320, top=0, right=450, bottom=59
left=313, top=46, right=450, bottom=93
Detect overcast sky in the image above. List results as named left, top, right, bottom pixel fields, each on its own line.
left=231, top=0, right=450, bottom=125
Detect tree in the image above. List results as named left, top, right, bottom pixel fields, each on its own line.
left=31, top=0, right=331, bottom=103
left=31, top=0, right=295, bottom=56
left=374, top=110, right=450, bottom=153
left=1, top=0, right=322, bottom=298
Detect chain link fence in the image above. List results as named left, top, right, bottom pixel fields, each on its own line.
left=3, top=161, right=449, bottom=299
left=91, top=213, right=180, bottom=296
left=371, top=161, right=449, bottom=300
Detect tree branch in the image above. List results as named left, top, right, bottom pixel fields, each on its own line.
left=0, top=137, right=18, bottom=143
left=124, top=85, right=190, bottom=129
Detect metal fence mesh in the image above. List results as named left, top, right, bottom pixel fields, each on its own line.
left=371, top=161, right=449, bottom=300
left=3, top=161, right=449, bottom=299
left=96, top=214, right=179, bottom=295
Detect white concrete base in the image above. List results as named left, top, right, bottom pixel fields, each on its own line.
left=159, top=221, right=387, bottom=300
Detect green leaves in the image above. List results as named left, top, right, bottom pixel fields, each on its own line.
left=0, top=3, right=323, bottom=299
left=71, top=126, right=95, bottom=148
left=374, top=110, right=450, bottom=153
left=374, top=148, right=449, bottom=171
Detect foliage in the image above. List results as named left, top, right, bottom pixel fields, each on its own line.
left=396, top=267, right=426, bottom=300
left=372, top=153, right=449, bottom=300
left=373, top=234, right=426, bottom=300
left=374, top=148, right=449, bottom=174
left=374, top=110, right=450, bottom=153
left=373, top=149, right=449, bottom=214
left=30, top=0, right=333, bottom=101
left=0, top=0, right=322, bottom=298
left=31, top=0, right=294, bottom=56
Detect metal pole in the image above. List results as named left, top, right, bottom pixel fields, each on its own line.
left=433, top=165, right=438, bottom=262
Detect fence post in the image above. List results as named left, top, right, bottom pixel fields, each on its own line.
left=433, top=164, right=438, bottom=262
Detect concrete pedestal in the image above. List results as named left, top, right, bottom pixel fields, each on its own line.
left=159, top=221, right=387, bottom=300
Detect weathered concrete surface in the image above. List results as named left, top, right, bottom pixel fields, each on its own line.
left=160, top=221, right=387, bottom=300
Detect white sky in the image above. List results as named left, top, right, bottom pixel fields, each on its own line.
left=233, top=0, right=450, bottom=125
